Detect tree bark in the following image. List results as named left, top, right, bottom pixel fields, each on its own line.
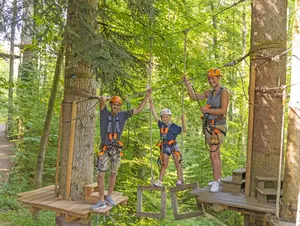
left=35, top=44, right=65, bottom=189
left=58, top=0, right=97, bottom=203
left=281, top=0, right=300, bottom=221
left=245, top=0, right=287, bottom=225
left=7, top=0, right=18, bottom=136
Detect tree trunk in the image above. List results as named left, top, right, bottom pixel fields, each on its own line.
left=7, top=0, right=18, bottom=136
left=281, top=0, right=300, bottom=221
left=245, top=0, right=287, bottom=225
left=58, top=0, right=97, bottom=204
left=35, top=44, right=65, bottom=189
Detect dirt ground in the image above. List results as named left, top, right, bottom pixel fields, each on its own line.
left=0, top=124, right=14, bottom=185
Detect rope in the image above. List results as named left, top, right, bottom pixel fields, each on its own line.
left=180, top=30, right=188, bottom=183
left=275, top=86, right=286, bottom=220
left=61, top=101, right=98, bottom=123
left=171, top=0, right=247, bottom=35
left=149, top=36, right=154, bottom=185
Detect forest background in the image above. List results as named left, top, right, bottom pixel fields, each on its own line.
left=0, top=0, right=295, bottom=225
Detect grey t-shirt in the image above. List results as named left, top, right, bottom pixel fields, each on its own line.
left=100, top=106, right=133, bottom=145
left=206, top=87, right=226, bottom=124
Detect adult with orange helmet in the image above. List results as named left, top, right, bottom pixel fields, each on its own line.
left=183, top=68, right=229, bottom=193
left=91, top=89, right=151, bottom=210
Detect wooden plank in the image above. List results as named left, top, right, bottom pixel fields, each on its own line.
left=65, top=101, right=77, bottom=200
left=256, top=176, right=283, bottom=181
left=192, top=188, right=275, bottom=214
left=169, top=182, right=199, bottom=193
left=137, top=189, right=142, bottom=213
left=136, top=185, right=166, bottom=219
left=85, top=191, right=124, bottom=204
left=136, top=212, right=165, bottom=219
left=85, top=182, right=98, bottom=189
left=173, top=211, right=203, bottom=220
left=169, top=182, right=202, bottom=220
left=17, top=185, right=55, bottom=198
left=55, top=104, right=63, bottom=195
left=256, top=188, right=280, bottom=196
left=194, top=189, right=273, bottom=208
left=18, top=189, right=55, bottom=202
left=233, top=168, right=246, bottom=174
left=196, top=196, right=275, bottom=214
left=137, top=185, right=166, bottom=192
left=89, top=196, right=129, bottom=216
left=265, top=213, right=296, bottom=226
left=245, top=65, right=256, bottom=196
left=85, top=182, right=98, bottom=196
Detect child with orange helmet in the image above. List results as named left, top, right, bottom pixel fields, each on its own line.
left=149, top=98, right=186, bottom=187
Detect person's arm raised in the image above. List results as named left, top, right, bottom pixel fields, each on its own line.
left=132, top=89, right=152, bottom=115
left=183, top=75, right=209, bottom=100
left=149, top=98, right=159, bottom=122
left=99, top=96, right=111, bottom=111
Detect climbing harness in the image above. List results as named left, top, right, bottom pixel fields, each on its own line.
left=156, top=123, right=182, bottom=169
left=99, top=113, right=124, bottom=158
left=201, top=87, right=227, bottom=151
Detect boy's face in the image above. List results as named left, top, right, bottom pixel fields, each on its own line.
left=161, top=114, right=171, bottom=124
left=110, top=103, right=122, bottom=115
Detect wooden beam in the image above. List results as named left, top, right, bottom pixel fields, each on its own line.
left=55, top=104, right=63, bottom=195
left=136, top=185, right=166, bottom=219
left=169, top=182, right=203, bottom=220
left=65, top=101, right=77, bottom=200
left=245, top=65, right=256, bottom=196
left=29, top=207, right=41, bottom=213
left=0, top=52, right=21, bottom=59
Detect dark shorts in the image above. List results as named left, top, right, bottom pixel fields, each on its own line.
left=161, top=143, right=180, bottom=156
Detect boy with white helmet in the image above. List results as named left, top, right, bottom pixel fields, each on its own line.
left=149, top=98, right=186, bottom=187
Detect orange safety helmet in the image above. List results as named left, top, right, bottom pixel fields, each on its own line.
left=110, top=96, right=122, bottom=105
left=207, top=68, right=222, bottom=77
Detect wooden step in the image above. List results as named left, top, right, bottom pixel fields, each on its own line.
left=85, top=182, right=98, bottom=196
left=256, top=188, right=282, bottom=204
left=256, top=176, right=283, bottom=181
left=256, top=176, right=283, bottom=189
left=221, top=176, right=245, bottom=194
left=232, top=168, right=246, bottom=184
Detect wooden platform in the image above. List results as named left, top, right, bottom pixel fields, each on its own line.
left=191, top=187, right=276, bottom=216
left=17, top=185, right=128, bottom=219
left=265, top=214, right=296, bottom=226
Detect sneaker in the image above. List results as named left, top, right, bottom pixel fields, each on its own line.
left=210, top=181, right=220, bottom=193
left=105, top=195, right=116, bottom=206
left=176, top=180, right=183, bottom=186
left=154, top=180, right=163, bottom=187
left=91, top=200, right=106, bottom=210
left=208, top=179, right=222, bottom=187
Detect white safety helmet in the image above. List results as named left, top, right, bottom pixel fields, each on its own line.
left=160, top=108, right=172, bottom=116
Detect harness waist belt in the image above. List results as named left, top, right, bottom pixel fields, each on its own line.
left=98, top=141, right=124, bottom=156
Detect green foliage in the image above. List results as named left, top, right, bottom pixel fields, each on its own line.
left=3, top=0, right=289, bottom=225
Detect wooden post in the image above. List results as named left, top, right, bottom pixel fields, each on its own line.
left=55, top=104, right=63, bottom=195
left=65, top=101, right=77, bottom=200
left=297, top=190, right=300, bottom=226
left=245, top=65, right=256, bottom=196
